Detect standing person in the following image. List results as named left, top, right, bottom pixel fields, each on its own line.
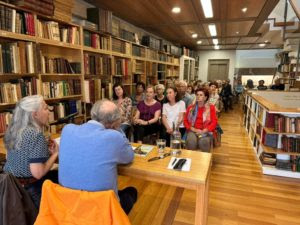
left=161, top=87, right=186, bottom=146
left=184, top=88, right=218, bottom=152
left=112, top=83, right=132, bottom=137
left=59, top=99, right=137, bottom=214
left=208, top=82, right=220, bottom=113
left=154, top=84, right=167, bottom=107
left=220, top=79, right=233, bottom=111
left=3, top=95, right=59, bottom=208
left=234, top=79, right=244, bottom=103
left=177, top=80, right=194, bottom=108
left=133, top=86, right=161, bottom=143
left=131, top=81, right=146, bottom=107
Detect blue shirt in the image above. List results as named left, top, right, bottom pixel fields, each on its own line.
left=58, top=120, right=134, bottom=196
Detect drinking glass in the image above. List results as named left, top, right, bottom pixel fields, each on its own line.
left=156, top=139, right=166, bottom=154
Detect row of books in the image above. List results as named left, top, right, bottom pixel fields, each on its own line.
left=112, top=38, right=130, bottom=55
left=281, top=135, right=300, bottom=153
left=84, top=53, right=111, bottom=76
left=0, top=41, right=35, bottom=74
left=37, top=20, right=80, bottom=45
left=142, top=35, right=161, bottom=51
left=0, top=5, right=35, bottom=35
left=132, top=60, right=143, bottom=74
left=146, top=61, right=157, bottom=76
left=0, top=112, right=12, bottom=134
left=83, top=79, right=101, bottom=104
left=49, top=100, right=82, bottom=122
left=42, top=80, right=81, bottom=99
left=0, top=78, right=38, bottom=104
left=114, top=59, right=130, bottom=77
left=86, top=8, right=112, bottom=34
left=53, top=0, right=73, bottom=23
left=265, top=113, right=300, bottom=133
left=12, top=0, right=54, bottom=17
left=83, top=31, right=109, bottom=50
left=132, top=45, right=146, bottom=58
left=40, top=56, right=81, bottom=74
left=147, top=49, right=158, bottom=61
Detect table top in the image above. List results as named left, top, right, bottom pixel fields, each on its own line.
left=119, top=144, right=212, bottom=190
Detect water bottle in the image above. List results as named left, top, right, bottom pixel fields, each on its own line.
left=170, top=122, right=181, bottom=155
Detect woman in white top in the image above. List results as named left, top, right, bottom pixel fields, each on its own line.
left=162, top=87, right=186, bottom=146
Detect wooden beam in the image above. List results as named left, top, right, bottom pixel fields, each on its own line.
left=248, top=0, right=280, bottom=36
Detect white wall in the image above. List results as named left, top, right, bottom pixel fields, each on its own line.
left=198, top=50, right=236, bottom=82
left=236, top=49, right=279, bottom=68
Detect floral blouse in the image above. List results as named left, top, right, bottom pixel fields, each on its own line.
left=114, top=97, right=132, bottom=125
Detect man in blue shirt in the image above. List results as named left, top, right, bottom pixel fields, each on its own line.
left=59, top=99, right=137, bottom=214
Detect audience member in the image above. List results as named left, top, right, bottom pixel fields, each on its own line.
left=112, top=83, right=132, bottom=137
left=4, top=95, right=59, bottom=208
left=246, top=79, right=254, bottom=89
left=133, top=86, right=161, bottom=143
left=271, top=79, right=285, bottom=90
left=131, top=82, right=145, bottom=106
left=184, top=88, right=217, bottom=152
left=220, top=79, right=233, bottom=111
left=208, top=82, right=220, bottom=113
left=257, top=80, right=268, bottom=90
left=59, top=99, right=137, bottom=214
left=177, top=80, right=194, bottom=108
left=155, top=84, right=167, bottom=106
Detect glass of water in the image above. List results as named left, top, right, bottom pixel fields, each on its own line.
left=156, top=139, right=166, bottom=154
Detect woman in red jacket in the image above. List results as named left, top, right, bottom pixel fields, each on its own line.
left=184, top=88, right=217, bottom=152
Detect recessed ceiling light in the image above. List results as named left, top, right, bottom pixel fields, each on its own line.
left=259, top=43, right=266, bottom=47
left=236, top=31, right=239, bottom=34
left=212, top=39, right=218, bottom=45
left=264, top=40, right=268, bottom=43
left=172, top=7, right=181, bottom=13
left=214, top=45, right=220, bottom=50
left=208, top=24, right=217, bottom=36
left=242, top=7, right=247, bottom=13
left=192, top=33, right=198, bottom=38
left=200, top=0, right=213, bottom=18
left=197, top=40, right=202, bottom=44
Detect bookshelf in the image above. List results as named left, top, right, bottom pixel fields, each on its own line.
left=243, top=90, right=300, bottom=178
left=0, top=1, right=182, bottom=133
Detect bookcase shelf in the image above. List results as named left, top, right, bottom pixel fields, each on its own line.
left=244, top=90, right=300, bottom=178
left=83, top=46, right=111, bottom=55
left=37, top=38, right=82, bottom=50
left=44, top=95, right=82, bottom=102
left=0, top=30, right=36, bottom=42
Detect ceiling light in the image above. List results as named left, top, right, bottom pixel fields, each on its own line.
left=214, top=45, right=220, bottom=50
left=259, top=43, right=266, bottom=47
left=212, top=39, right=218, bottom=45
left=208, top=24, right=217, bottom=36
left=197, top=40, right=202, bottom=44
left=236, top=31, right=239, bottom=34
left=172, top=7, right=181, bottom=13
left=242, top=7, right=247, bottom=13
left=264, top=40, right=268, bottom=43
left=200, top=0, right=213, bottom=18
left=192, top=33, right=198, bottom=38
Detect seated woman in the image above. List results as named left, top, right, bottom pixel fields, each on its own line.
left=208, top=82, right=220, bottom=113
left=3, top=95, right=59, bottom=208
left=112, top=83, right=132, bottom=137
left=133, top=86, right=161, bottom=143
left=184, top=88, right=217, bottom=152
left=161, top=87, right=186, bottom=146
left=131, top=81, right=146, bottom=107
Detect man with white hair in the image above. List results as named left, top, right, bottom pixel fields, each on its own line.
left=59, top=99, right=137, bottom=214
left=177, top=80, right=194, bottom=108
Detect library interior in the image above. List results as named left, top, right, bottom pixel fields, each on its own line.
left=0, top=0, right=300, bottom=225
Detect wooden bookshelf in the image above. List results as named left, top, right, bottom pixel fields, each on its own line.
left=243, top=90, right=300, bottom=178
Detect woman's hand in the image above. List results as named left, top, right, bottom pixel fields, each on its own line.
left=166, top=128, right=173, bottom=134
left=48, top=139, right=59, bottom=155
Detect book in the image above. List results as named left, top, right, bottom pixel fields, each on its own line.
left=132, top=145, right=154, bottom=157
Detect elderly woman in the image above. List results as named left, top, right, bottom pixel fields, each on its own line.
left=184, top=88, right=218, bottom=152
left=133, top=85, right=161, bottom=143
left=3, top=95, right=59, bottom=208
left=154, top=84, right=167, bottom=107
left=112, top=83, right=132, bottom=137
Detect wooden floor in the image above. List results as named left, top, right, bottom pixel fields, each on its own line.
left=119, top=107, right=300, bottom=225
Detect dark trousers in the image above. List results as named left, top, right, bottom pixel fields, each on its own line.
left=118, top=186, right=138, bottom=214
left=24, top=170, right=58, bottom=209
left=133, top=123, right=159, bottom=142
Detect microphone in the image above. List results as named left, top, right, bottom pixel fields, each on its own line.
left=50, top=112, right=79, bottom=125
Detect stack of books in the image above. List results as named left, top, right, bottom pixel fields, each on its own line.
left=112, top=38, right=130, bottom=55
left=260, top=152, right=276, bottom=166
left=53, top=0, right=73, bottom=23
left=11, top=0, right=54, bottom=17
left=87, top=8, right=112, bottom=34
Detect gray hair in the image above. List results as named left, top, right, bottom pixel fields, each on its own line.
left=178, top=80, right=187, bottom=87
left=155, top=84, right=165, bottom=92
left=91, top=99, right=121, bottom=127
left=4, top=95, right=44, bottom=150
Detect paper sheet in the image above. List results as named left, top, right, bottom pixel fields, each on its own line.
left=167, top=157, right=191, bottom=171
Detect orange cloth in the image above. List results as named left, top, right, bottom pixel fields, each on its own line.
left=34, top=180, right=131, bottom=225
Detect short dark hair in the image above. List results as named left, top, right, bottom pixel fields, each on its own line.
left=195, top=88, right=209, bottom=102
left=112, top=83, right=127, bottom=100
left=209, top=82, right=218, bottom=88
left=136, top=81, right=145, bottom=90
left=166, top=87, right=180, bottom=103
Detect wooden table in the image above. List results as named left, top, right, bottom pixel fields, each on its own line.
left=119, top=145, right=212, bottom=225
